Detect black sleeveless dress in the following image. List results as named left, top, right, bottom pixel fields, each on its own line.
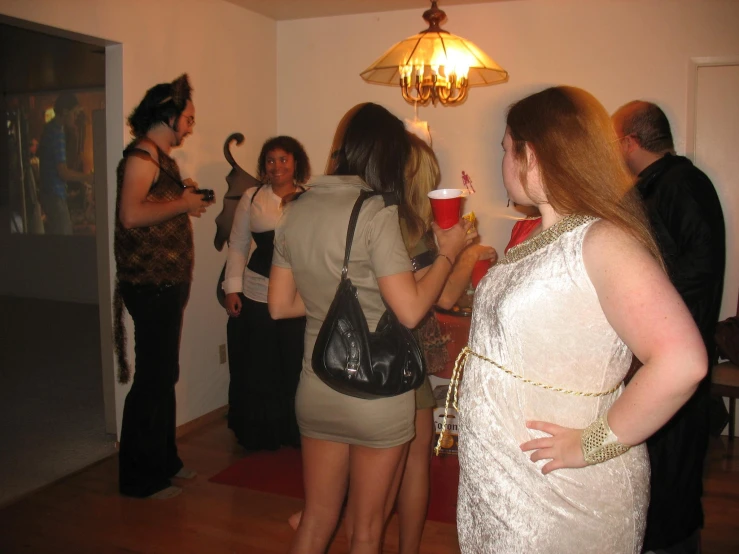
left=226, top=184, right=306, bottom=450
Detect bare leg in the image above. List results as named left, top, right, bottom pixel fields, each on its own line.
left=396, top=409, right=433, bottom=554
left=288, top=437, right=349, bottom=554
left=344, top=442, right=410, bottom=554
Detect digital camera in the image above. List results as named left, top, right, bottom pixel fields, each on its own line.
left=194, top=188, right=215, bottom=202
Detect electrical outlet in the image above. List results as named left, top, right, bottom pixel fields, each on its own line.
left=219, top=344, right=227, bottom=364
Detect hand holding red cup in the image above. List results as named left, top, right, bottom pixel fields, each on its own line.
left=428, top=189, right=467, bottom=229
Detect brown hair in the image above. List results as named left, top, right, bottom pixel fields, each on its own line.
left=506, top=86, right=661, bottom=261
left=327, top=103, right=409, bottom=197
left=402, top=133, right=440, bottom=251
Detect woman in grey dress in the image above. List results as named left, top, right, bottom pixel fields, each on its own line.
left=453, top=86, right=708, bottom=553
left=269, top=103, right=472, bottom=554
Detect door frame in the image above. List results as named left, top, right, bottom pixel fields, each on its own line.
left=686, top=56, right=739, bottom=160
left=0, top=13, right=123, bottom=435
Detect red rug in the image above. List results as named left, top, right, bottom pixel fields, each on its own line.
left=210, top=447, right=459, bottom=524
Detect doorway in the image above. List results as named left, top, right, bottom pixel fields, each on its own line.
left=688, top=57, right=739, bottom=438
left=689, top=58, right=739, bottom=321
left=0, top=18, right=118, bottom=506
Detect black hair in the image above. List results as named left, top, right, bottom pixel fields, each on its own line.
left=257, top=135, right=311, bottom=185
left=54, top=92, right=79, bottom=115
left=332, top=103, right=410, bottom=196
left=127, top=74, right=193, bottom=138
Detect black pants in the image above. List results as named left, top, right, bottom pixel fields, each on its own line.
left=643, top=378, right=710, bottom=551
left=227, top=295, right=305, bottom=450
left=118, top=281, right=189, bottom=497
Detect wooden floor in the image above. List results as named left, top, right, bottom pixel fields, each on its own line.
left=1, top=418, right=738, bottom=553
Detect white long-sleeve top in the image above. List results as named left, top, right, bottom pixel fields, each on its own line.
left=222, top=184, right=285, bottom=303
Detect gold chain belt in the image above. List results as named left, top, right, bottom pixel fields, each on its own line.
left=433, top=346, right=623, bottom=456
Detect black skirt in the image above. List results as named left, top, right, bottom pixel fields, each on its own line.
left=227, top=294, right=305, bottom=450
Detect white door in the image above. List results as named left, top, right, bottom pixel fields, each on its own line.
left=692, top=60, right=739, bottom=436
left=693, top=62, right=739, bottom=320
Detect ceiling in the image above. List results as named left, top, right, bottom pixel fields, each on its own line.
left=224, top=0, right=505, bottom=21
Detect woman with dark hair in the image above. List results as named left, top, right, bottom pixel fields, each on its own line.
left=222, top=136, right=311, bottom=450
left=453, top=86, right=707, bottom=552
left=268, top=103, right=472, bottom=554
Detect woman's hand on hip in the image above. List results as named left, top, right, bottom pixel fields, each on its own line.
left=519, top=420, right=586, bottom=474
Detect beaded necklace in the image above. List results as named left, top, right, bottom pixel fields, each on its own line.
left=500, top=214, right=597, bottom=265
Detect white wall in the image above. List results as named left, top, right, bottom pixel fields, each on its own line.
left=0, top=0, right=278, bottom=434
left=276, top=0, right=739, bottom=255
left=3, top=0, right=737, bottom=437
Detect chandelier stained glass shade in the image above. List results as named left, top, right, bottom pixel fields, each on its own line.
left=360, top=1, right=508, bottom=106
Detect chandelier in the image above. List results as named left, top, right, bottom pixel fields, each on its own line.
left=360, top=1, right=508, bottom=107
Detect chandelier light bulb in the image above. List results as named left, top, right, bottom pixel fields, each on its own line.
left=361, top=1, right=507, bottom=107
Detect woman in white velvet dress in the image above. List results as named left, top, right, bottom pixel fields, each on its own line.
left=454, top=86, right=708, bottom=553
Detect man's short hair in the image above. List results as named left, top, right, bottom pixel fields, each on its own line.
left=54, top=92, right=80, bottom=115
left=615, top=100, right=674, bottom=154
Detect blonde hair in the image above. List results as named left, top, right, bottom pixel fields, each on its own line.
left=401, top=133, right=440, bottom=251
left=506, top=86, right=661, bottom=262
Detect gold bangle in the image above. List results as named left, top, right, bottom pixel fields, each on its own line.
left=437, top=254, right=453, bottom=268
left=581, top=414, right=631, bottom=465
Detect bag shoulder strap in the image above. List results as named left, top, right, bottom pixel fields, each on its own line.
left=341, top=190, right=398, bottom=281
left=341, top=191, right=371, bottom=281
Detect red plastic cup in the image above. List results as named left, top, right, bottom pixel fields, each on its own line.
left=471, top=258, right=493, bottom=288
left=428, top=189, right=464, bottom=229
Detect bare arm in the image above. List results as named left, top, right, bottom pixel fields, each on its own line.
left=268, top=265, right=306, bottom=319
left=585, top=221, right=706, bottom=444
left=118, top=147, right=209, bottom=229
left=436, top=244, right=497, bottom=309
left=521, top=221, right=706, bottom=473
left=379, top=220, right=474, bottom=328
left=56, top=163, right=93, bottom=184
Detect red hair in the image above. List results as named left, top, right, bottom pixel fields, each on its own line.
left=506, top=86, right=661, bottom=262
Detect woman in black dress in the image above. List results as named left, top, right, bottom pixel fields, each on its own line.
left=222, top=136, right=310, bottom=450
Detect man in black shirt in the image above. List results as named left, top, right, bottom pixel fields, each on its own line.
left=613, top=100, right=726, bottom=554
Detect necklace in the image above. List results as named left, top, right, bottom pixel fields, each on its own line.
left=499, top=214, right=596, bottom=264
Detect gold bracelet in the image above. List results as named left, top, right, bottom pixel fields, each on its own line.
left=437, top=253, right=453, bottom=268
left=581, top=414, right=631, bottom=465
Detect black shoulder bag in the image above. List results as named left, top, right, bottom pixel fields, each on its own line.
left=312, top=191, right=426, bottom=399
